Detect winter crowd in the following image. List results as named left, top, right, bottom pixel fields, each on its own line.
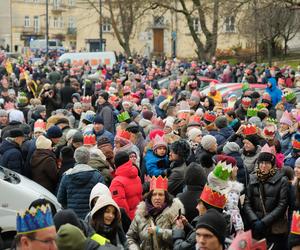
left=1, top=53, right=300, bottom=250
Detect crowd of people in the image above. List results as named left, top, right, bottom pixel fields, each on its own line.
left=1, top=51, right=300, bottom=250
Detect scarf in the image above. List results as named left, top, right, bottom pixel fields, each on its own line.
left=188, top=139, right=199, bottom=152
left=145, top=199, right=168, bottom=219
left=256, top=166, right=277, bottom=183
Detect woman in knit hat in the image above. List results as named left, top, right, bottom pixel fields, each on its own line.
left=278, top=111, right=295, bottom=156
left=243, top=144, right=288, bottom=249
left=31, top=135, right=58, bottom=194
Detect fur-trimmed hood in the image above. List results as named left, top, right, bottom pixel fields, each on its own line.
left=135, top=197, right=184, bottom=219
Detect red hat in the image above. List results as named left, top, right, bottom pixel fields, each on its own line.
left=203, top=111, right=217, bottom=123
left=215, top=154, right=237, bottom=167
left=149, top=129, right=165, bottom=140
left=116, top=130, right=131, bottom=140
left=242, top=124, right=257, bottom=136
left=200, top=184, right=227, bottom=209
left=150, top=176, right=168, bottom=191
left=83, top=134, right=96, bottom=145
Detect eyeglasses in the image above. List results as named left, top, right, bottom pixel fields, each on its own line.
left=28, top=236, right=57, bottom=245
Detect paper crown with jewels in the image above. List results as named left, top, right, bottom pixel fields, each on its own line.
left=247, top=108, right=258, bottom=118
left=83, top=134, right=96, bottom=145
left=81, top=95, right=92, bottom=104
left=200, top=184, right=227, bottom=209
left=34, top=119, right=46, bottom=132
left=243, top=124, right=257, bottom=136
left=203, top=111, right=216, bottom=123
left=213, top=161, right=233, bottom=181
left=291, top=211, right=300, bottom=235
left=117, top=111, right=130, bottom=123
left=228, top=230, right=267, bottom=250
left=263, top=125, right=276, bottom=139
left=284, top=92, right=296, bottom=102
left=150, top=176, right=168, bottom=191
left=241, top=97, right=252, bottom=107
left=16, top=204, right=54, bottom=234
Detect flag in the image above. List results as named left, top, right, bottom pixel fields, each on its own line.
left=5, top=59, right=13, bottom=75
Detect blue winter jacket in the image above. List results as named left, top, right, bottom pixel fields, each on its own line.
left=214, top=126, right=233, bottom=145
left=0, top=139, right=24, bottom=174
left=144, top=149, right=169, bottom=177
left=266, top=78, right=282, bottom=106
left=57, top=163, right=104, bottom=219
left=93, top=129, right=114, bottom=146
left=279, top=132, right=294, bottom=156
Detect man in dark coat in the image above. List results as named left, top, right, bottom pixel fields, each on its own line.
left=0, top=128, right=25, bottom=173
left=60, top=78, right=76, bottom=108
left=96, top=91, right=115, bottom=134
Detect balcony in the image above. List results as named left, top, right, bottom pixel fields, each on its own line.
left=52, top=4, right=67, bottom=14
left=67, top=27, right=77, bottom=35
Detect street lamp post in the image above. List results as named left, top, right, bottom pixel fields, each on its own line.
left=46, top=0, right=49, bottom=63
left=99, top=0, right=103, bottom=52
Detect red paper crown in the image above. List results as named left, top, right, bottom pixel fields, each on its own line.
left=263, top=125, right=275, bottom=138
left=116, top=130, right=131, bottom=140
left=228, top=230, right=267, bottom=250
left=34, top=119, right=46, bottom=131
left=83, top=134, right=96, bottom=145
left=223, top=107, right=233, bottom=113
left=291, top=211, right=300, bottom=235
left=293, top=140, right=300, bottom=150
left=189, top=115, right=201, bottom=124
left=241, top=97, right=252, bottom=106
left=203, top=112, right=216, bottom=123
left=150, top=176, right=168, bottom=191
left=200, top=184, right=227, bottom=209
left=81, top=96, right=92, bottom=104
left=243, top=124, right=257, bottom=136
left=178, top=112, right=189, bottom=120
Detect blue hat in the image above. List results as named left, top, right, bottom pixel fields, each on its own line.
left=93, top=115, right=104, bottom=124
left=47, top=125, right=62, bottom=138
left=17, top=204, right=54, bottom=234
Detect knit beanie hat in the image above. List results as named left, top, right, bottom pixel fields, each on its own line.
left=9, top=128, right=24, bottom=138
left=280, top=111, right=292, bottom=127
left=56, top=223, right=86, bottom=250
left=53, top=209, right=82, bottom=231
left=74, top=146, right=90, bottom=164
left=99, top=91, right=109, bottom=101
left=187, top=128, right=202, bottom=141
left=248, top=116, right=262, bottom=129
left=35, top=105, right=46, bottom=114
left=170, top=139, right=191, bottom=161
left=142, top=110, right=154, bottom=121
left=214, top=154, right=237, bottom=167
left=97, top=136, right=111, bottom=148
left=47, top=125, right=62, bottom=138
left=0, top=109, right=8, bottom=117
left=215, top=116, right=228, bottom=129
left=114, top=151, right=129, bottom=168
left=223, top=142, right=240, bottom=154
left=66, top=129, right=79, bottom=142
left=93, top=115, right=104, bottom=124
left=153, top=135, right=167, bottom=151
left=244, top=134, right=260, bottom=147
left=185, top=162, right=207, bottom=187
left=72, top=131, right=83, bottom=143
left=257, top=152, right=276, bottom=166
left=9, top=109, right=25, bottom=123
left=36, top=135, right=52, bottom=150
left=89, top=183, right=112, bottom=209
left=196, top=209, right=227, bottom=245
left=146, top=89, right=154, bottom=98
left=201, top=135, right=217, bottom=151
left=73, top=102, right=82, bottom=109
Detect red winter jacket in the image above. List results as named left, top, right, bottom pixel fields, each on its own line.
left=109, top=160, right=142, bottom=220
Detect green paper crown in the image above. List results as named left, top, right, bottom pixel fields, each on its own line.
left=247, top=108, right=258, bottom=117
left=117, top=111, right=130, bottom=122
left=242, top=82, right=250, bottom=91
left=256, top=103, right=267, bottom=110
left=213, top=162, right=232, bottom=181
left=266, top=117, right=278, bottom=125
left=285, top=92, right=296, bottom=102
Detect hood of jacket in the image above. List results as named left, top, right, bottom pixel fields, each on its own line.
left=115, top=160, right=138, bottom=179
left=0, top=138, right=20, bottom=154
left=218, top=126, right=233, bottom=138
left=267, top=77, right=277, bottom=91
left=31, top=149, right=56, bottom=168
left=88, top=156, right=109, bottom=170
left=139, top=118, right=152, bottom=128
left=65, top=163, right=98, bottom=185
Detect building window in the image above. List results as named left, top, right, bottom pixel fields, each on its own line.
left=192, top=18, right=200, bottom=33
left=53, top=0, right=61, bottom=8
left=24, top=16, right=30, bottom=27
left=33, top=0, right=39, bottom=3
left=59, top=17, right=64, bottom=28
left=68, top=16, right=76, bottom=28
left=102, top=18, right=111, bottom=32
left=53, top=17, right=59, bottom=28
left=34, top=16, right=40, bottom=32
left=224, top=16, right=235, bottom=33
left=153, top=16, right=164, bottom=27
left=68, top=0, right=75, bottom=6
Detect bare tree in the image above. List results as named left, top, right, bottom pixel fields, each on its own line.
left=79, top=0, right=155, bottom=56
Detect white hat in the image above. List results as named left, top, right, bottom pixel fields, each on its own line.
left=36, top=135, right=52, bottom=150
left=187, top=128, right=202, bottom=141
left=91, top=195, right=120, bottom=220
left=89, top=183, right=111, bottom=208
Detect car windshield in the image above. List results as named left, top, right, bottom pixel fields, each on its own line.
left=0, top=166, right=21, bottom=184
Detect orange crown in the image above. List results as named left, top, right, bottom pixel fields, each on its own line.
left=203, top=111, right=216, bottom=123
left=150, top=176, right=168, bottom=191
left=241, top=97, right=252, bottom=106
left=200, top=184, right=227, bottom=209
left=116, top=130, right=131, bottom=140
left=243, top=124, right=257, bottom=136
left=263, top=125, right=276, bottom=138
left=189, top=115, right=201, bottom=124
left=293, top=140, right=300, bottom=150
left=81, top=96, right=92, bottom=104
left=291, top=211, right=300, bottom=235
left=177, top=112, right=189, bottom=120
left=83, top=134, right=96, bottom=145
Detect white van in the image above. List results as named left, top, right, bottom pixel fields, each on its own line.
left=58, top=51, right=116, bottom=70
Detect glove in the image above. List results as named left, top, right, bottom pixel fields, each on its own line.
left=253, top=220, right=265, bottom=234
